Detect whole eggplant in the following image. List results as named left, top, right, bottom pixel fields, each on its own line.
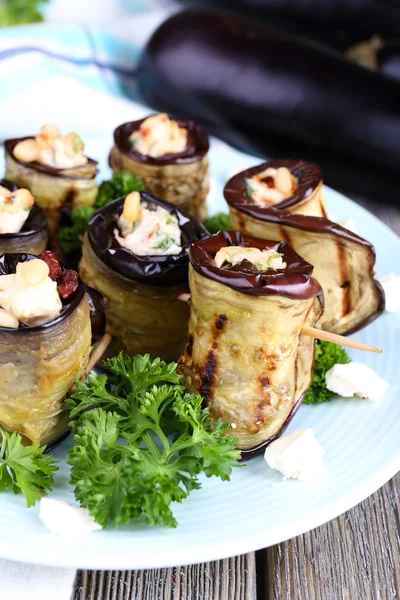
left=137, top=11, right=400, bottom=202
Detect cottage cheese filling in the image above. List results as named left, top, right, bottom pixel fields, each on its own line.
left=130, top=114, right=187, bottom=158
left=0, top=186, right=34, bottom=234
left=214, top=246, right=286, bottom=271
left=0, top=259, right=62, bottom=327
left=115, top=193, right=182, bottom=256
left=13, top=124, right=88, bottom=169
left=246, top=167, right=298, bottom=206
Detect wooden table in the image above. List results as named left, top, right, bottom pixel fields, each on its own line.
left=73, top=197, right=400, bottom=600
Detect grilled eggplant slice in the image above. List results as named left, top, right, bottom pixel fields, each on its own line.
left=4, top=137, right=98, bottom=231
left=225, top=161, right=385, bottom=335
left=79, top=192, right=207, bottom=361
left=179, top=231, right=324, bottom=456
left=109, top=116, right=210, bottom=221
left=0, top=179, right=48, bottom=255
left=0, top=253, right=91, bottom=446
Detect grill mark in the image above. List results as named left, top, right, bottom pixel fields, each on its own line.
left=259, top=375, right=270, bottom=388
left=215, top=314, right=228, bottom=332
left=200, top=349, right=217, bottom=404
left=337, top=243, right=352, bottom=316
left=294, top=355, right=299, bottom=395
left=186, top=334, right=193, bottom=357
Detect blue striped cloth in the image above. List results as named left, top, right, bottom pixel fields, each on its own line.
left=0, top=5, right=174, bottom=106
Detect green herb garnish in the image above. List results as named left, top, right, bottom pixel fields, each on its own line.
left=0, top=0, right=48, bottom=26
left=0, top=427, right=58, bottom=507
left=304, top=341, right=351, bottom=404
left=58, top=205, right=95, bottom=255
left=155, top=234, right=177, bottom=250
left=246, top=183, right=255, bottom=199
left=95, top=171, right=144, bottom=210
left=204, top=212, right=231, bottom=234
left=66, top=353, right=241, bottom=528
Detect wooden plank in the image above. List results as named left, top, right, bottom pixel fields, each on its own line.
left=265, top=473, right=400, bottom=600
left=73, top=553, right=257, bottom=600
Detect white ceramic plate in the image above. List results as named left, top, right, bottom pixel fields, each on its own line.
left=0, top=87, right=399, bottom=570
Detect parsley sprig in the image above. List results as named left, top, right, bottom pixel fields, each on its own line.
left=304, top=341, right=351, bottom=404
left=0, top=428, right=58, bottom=507
left=204, top=212, right=231, bottom=234
left=66, top=354, right=241, bottom=528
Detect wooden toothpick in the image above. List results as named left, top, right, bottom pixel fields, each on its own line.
left=301, top=325, right=382, bottom=354
left=85, top=332, right=113, bottom=375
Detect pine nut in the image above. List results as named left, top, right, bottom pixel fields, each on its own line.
left=122, top=191, right=141, bottom=222
left=18, top=259, right=49, bottom=286
left=13, top=139, right=39, bottom=163
left=0, top=308, right=19, bottom=329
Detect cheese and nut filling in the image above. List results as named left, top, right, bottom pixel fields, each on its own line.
left=214, top=246, right=286, bottom=271
left=13, top=124, right=88, bottom=169
left=0, top=259, right=62, bottom=328
left=0, top=186, right=34, bottom=234
left=129, top=113, right=188, bottom=158
left=246, top=167, right=298, bottom=206
left=115, top=192, right=182, bottom=256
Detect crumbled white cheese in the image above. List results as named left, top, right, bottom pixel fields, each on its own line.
left=214, top=246, right=286, bottom=271
left=0, top=261, right=62, bottom=327
left=379, top=272, right=400, bottom=313
left=0, top=187, right=34, bottom=234
left=115, top=203, right=182, bottom=256
left=39, top=498, right=101, bottom=537
left=325, top=362, right=389, bottom=402
left=264, top=428, right=324, bottom=480
left=130, top=113, right=187, bottom=158
left=231, top=423, right=237, bottom=429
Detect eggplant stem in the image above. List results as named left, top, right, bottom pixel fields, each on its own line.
left=86, top=333, right=113, bottom=375
left=302, top=325, right=382, bottom=354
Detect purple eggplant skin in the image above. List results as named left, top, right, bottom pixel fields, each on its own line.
left=137, top=11, right=400, bottom=202
left=183, top=1, right=400, bottom=50
left=378, top=41, right=400, bottom=81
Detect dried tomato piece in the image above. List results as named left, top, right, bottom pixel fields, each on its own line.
left=57, top=269, right=79, bottom=299
left=39, top=250, right=62, bottom=282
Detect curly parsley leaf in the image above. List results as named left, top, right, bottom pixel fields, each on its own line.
left=66, top=353, right=241, bottom=528
left=0, top=427, right=58, bottom=507
left=204, top=212, right=231, bottom=234
left=58, top=205, right=95, bottom=255
left=95, top=171, right=144, bottom=210
left=304, top=341, right=351, bottom=404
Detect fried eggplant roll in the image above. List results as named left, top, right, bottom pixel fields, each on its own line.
left=109, top=113, right=210, bottom=221
left=79, top=191, right=207, bottom=361
left=0, top=179, right=48, bottom=255
left=178, top=231, right=324, bottom=457
left=0, top=252, right=91, bottom=446
left=225, top=161, right=384, bottom=335
left=4, top=125, right=98, bottom=231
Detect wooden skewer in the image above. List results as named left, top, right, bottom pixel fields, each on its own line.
left=85, top=332, right=113, bottom=375
left=178, top=293, right=382, bottom=353
left=301, top=325, right=382, bottom=354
